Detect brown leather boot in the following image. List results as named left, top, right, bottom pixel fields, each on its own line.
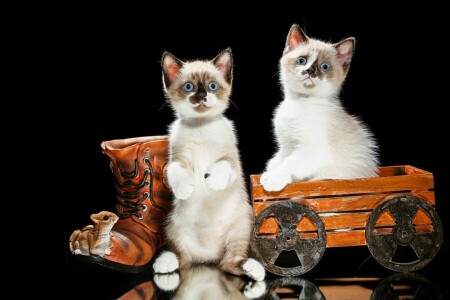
left=72, top=136, right=172, bottom=273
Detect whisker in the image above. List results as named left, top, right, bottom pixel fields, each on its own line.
left=272, top=70, right=280, bottom=79
left=230, top=100, right=240, bottom=111
left=158, top=101, right=169, bottom=111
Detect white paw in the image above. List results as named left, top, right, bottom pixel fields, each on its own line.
left=167, top=164, right=194, bottom=200
left=153, top=251, right=179, bottom=273
left=73, top=249, right=81, bottom=255
left=242, top=258, right=266, bottom=282
left=154, top=272, right=180, bottom=291
left=172, top=181, right=194, bottom=200
left=244, top=280, right=267, bottom=299
left=260, top=170, right=291, bottom=192
left=205, top=161, right=236, bottom=191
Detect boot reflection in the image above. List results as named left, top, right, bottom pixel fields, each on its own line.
left=117, top=280, right=156, bottom=300
left=154, top=265, right=267, bottom=299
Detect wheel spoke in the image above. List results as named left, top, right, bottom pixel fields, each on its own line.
left=294, top=237, right=323, bottom=270
left=296, top=237, right=322, bottom=255
left=388, top=201, right=418, bottom=226
left=273, top=207, right=300, bottom=230
left=410, top=232, right=434, bottom=260
left=371, top=233, right=397, bottom=262
left=255, top=236, right=282, bottom=265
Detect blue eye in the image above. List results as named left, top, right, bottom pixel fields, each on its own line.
left=208, top=82, right=218, bottom=91
left=296, top=56, right=307, bottom=65
left=183, top=82, right=194, bottom=92
left=320, top=63, right=331, bottom=72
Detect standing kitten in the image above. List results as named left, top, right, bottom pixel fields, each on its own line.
left=153, top=48, right=265, bottom=281
left=261, top=24, right=379, bottom=192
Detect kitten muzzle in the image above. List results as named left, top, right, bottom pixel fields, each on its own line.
left=301, top=65, right=318, bottom=78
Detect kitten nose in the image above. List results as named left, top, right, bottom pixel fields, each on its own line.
left=195, top=83, right=207, bottom=100
left=302, top=65, right=318, bottom=78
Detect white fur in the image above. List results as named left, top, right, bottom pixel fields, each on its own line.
left=153, top=251, right=179, bottom=273
left=244, top=281, right=267, bottom=299
left=156, top=53, right=265, bottom=281
left=154, top=272, right=180, bottom=291
left=262, top=36, right=378, bottom=192
left=165, top=116, right=256, bottom=263
left=242, top=258, right=266, bottom=282
left=154, top=265, right=265, bottom=299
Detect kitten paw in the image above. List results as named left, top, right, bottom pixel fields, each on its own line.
left=153, top=251, right=179, bottom=274
left=172, top=181, right=194, bottom=200
left=260, top=171, right=291, bottom=192
left=242, top=258, right=266, bottom=282
left=205, top=161, right=236, bottom=191
left=153, top=272, right=180, bottom=291
left=244, top=280, right=267, bottom=299
left=167, top=164, right=194, bottom=200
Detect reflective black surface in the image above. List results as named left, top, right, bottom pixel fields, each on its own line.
left=61, top=244, right=448, bottom=299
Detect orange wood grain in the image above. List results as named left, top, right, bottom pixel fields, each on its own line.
left=251, top=166, right=434, bottom=201
left=257, top=209, right=432, bottom=234
left=253, top=191, right=435, bottom=215
left=251, top=166, right=437, bottom=248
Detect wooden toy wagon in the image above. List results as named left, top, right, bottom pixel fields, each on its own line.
left=249, top=165, right=443, bottom=276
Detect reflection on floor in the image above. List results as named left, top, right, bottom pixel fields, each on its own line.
left=116, top=266, right=442, bottom=300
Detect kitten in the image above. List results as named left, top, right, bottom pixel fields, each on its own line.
left=153, top=48, right=265, bottom=281
left=261, top=24, right=379, bottom=192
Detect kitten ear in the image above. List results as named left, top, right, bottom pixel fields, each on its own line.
left=284, top=24, right=308, bottom=54
left=334, top=38, right=355, bottom=70
left=212, top=48, right=233, bottom=84
left=162, top=51, right=183, bottom=88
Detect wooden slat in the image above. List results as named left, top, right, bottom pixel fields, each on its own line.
left=255, top=226, right=436, bottom=249
left=251, top=165, right=434, bottom=201
left=258, top=209, right=432, bottom=233
left=327, top=230, right=366, bottom=247
left=253, top=191, right=435, bottom=215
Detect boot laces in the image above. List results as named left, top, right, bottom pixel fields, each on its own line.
left=115, top=156, right=163, bottom=219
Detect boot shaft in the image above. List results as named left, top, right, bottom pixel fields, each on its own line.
left=101, top=136, right=172, bottom=224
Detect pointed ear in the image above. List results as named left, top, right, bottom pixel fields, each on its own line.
left=334, top=38, right=355, bottom=69
left=212, top=48, right=233, bottom=84
left=90, top=214, right=100, bottom=224
left=162, top=51, right=183, bottom=88
left=284, top=24, right=308, bottom=54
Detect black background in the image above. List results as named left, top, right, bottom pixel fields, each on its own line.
left=35, top=6, right=448, bottom=299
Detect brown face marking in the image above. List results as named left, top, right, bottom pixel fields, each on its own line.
left=165, top=68, right=231, bottom=110
left=190, top=82, right=206, bottom=104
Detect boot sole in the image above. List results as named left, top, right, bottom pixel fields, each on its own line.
left=69, top=254, right=153, bottom=274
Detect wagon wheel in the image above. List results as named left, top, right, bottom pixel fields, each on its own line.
left=365, top=195, right=443, bottom=272
left=262, top=277, right=325, bottom=300
left=251, top=201, right=326, bottom=276
left=370, top=272, right=441, bottom=299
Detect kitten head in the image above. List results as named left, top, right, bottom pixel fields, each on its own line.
left=280, top=24, right=355, bottom=98
left=161, top=49, right=233, bottom=118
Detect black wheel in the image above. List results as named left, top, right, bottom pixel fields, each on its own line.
left=262, top=277, right=325, bottom=300
left=251, top=201, right=326, bottom=276
left=366, top=195, right=443, bottom=272
left=370, top=272, right=442, bottom=299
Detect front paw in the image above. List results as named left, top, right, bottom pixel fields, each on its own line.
left=172, top=181, right=194, bottom=200
left=167, top=164, right=194, bottom=200
left=205, top=161, right=236, bottom=191
left=260, top=170, right=291, bottom=192
left=153, top=251, right=179, bottom=274
left=154, top=272, right=180, bottom=291
left=242, top=258, right=266, bottom=282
